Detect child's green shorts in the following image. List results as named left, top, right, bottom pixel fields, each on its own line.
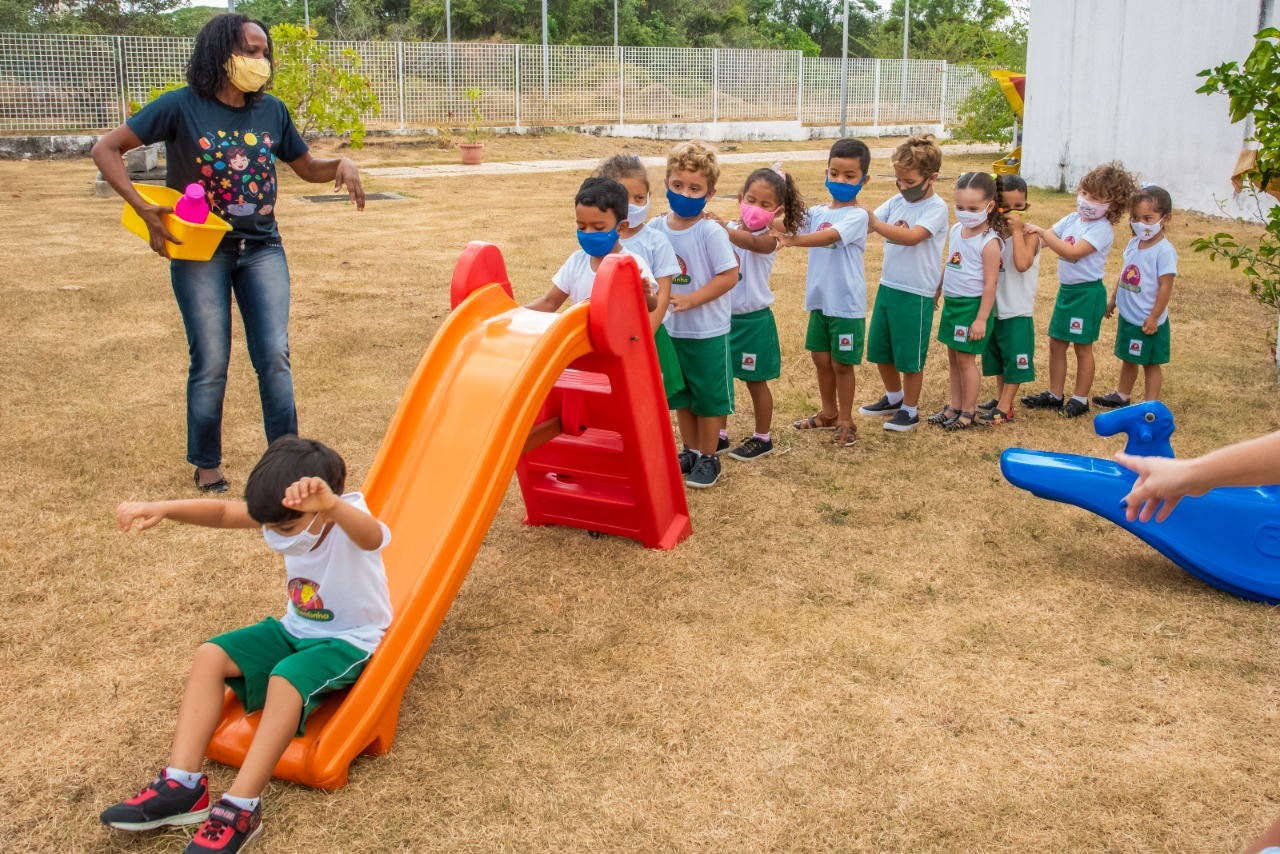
left=729, top=308, right=781, bottom=381
left=667, top=333, right=734, bottom=417
left=937, top=295, right=988, bottom=355
left=1048, top=280, right=1107, bottom=344
left=866, top=285, right=935, bottom=373
left=654, top=325, right=686, bottom=400
left=211, top=617, right=372, bottom=736
left=981, top=315, right=1036, bottom=382
left=1114, top=316, right=1170, bottom=365
left=805, top=310, right=865, bottom=365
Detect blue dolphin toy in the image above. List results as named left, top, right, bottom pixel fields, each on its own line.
left=1000, top=401, right=1280, bottom=604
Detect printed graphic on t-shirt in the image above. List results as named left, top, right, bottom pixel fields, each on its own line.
left=1016, top=353, right=1030, bottom=369
left=1069, top=316, right=1084, bottom=335
left=817, top=222, right=838, bottom=249
left=953, top=324, right=968, bottom=342
left=1129, top=339, right=1144, bottom=356
left=673, top=254, right=691, bottom=285
left=1120, top=264, right=1141, bottom=293
left=741, top=352, right=757, bottom=370
left=288, top=577, right=335, bottom=622
left=195, top=128, right=278, bottom=219
left=838, top=334, right=853, bottom=351
left=1064, top=236, right=1077, bottom=246
left=947, top=251, right=963, bottom=269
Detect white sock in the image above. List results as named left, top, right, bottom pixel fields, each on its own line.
left=902, top=405, right=918, bottom=418
left=1116, top=391, right=1131, bottom=401
left=165, top=767, right=203, bottom=789
left=886, top=390, right=904, bottom=405
left=221, top=794, right=260, bottom=812
left=1048, top=391, right=1063, bottom=401
left=1071, top=395, right=1088, bottom=405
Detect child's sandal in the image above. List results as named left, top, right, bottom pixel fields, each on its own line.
left=927, top=406, right=959, bottom=426
left=832, top=424, right=858, bottom=447
left=944, top=411, right=976, bottom=431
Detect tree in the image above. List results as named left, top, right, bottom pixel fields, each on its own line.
left=269, top=23, right=382, bottom=147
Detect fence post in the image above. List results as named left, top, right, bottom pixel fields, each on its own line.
left=795, top=53, right=803, bottom=123
left=938, top=59, right=948, bottom=127
left=872, top=58, right=880, bottom=128
left=116, top=36, right=128, bottom=123
left=617, top=46, right=624, bottom=126
left=396, top=41, right=405, bottom=130
left=515, top=45, right=522, bottom=129
left=711, top=48, right=718, bottom=123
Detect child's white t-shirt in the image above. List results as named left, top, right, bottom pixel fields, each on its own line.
left=647, top=215, right=739, bottom=339
left=941, top=224, right=1001, bottom=299
left=1116, top=237, right=1178, bottom=326
left=996, top=233, right=1041, bottom=319
left=620, top=225, right=682, bottom=281
left=727, top=221, right=779, bottom=315
left=799, top=203, right=869, bottom=319
left=873, top=192, right=951, bottom=296
left=551, top=248, right=655, bottom=306
left=1052, top=212, right=1115, bottom=284
left=277, top=492, right=393, bottom=655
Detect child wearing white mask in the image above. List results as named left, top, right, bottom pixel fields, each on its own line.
left=928, top=172, right=1003, bottom=430
left=1094, top=184, right=1178, bottom=407
left=99, top=436, right=391, bottom=854
left=1021, top=161, right=1140, bottom=418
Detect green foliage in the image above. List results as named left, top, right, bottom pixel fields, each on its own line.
left=127, top=79, right=184, bottom=116
left=952, top=76, right=1013, bottom=143
left=463, top=87, right=484, bottom=144
left=268, top=23, right=381, bottom=149
left=1193, top=28, right=1280, bottom=316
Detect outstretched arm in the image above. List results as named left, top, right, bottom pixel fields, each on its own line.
left=287, top=152, right=365, bottom=210
left=117, top=499, right=257, bottom=532
left=1116, top=430, right=1280, bottom=522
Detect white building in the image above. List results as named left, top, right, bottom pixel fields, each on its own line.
left=1023, top=0, right=1279, bottom=219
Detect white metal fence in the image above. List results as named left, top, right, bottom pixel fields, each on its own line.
left=0, top=32, right=988, bottom=133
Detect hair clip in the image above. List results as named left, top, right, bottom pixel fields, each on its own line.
left=1140, top=181, right=1156, bottom=189
left=771, top=161, right=786, bottom=178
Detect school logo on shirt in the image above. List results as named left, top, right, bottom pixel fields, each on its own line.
left=742, top=352, right=757, bottom=370
left=1016, top=353, right=1030, bottom=370
left=1064, top=235, right=1077, bottom=246
left=953, top=324, right=968, bottom=342
left=288, top=577, right=335, bottom=622
left=673, top=254, right=691, bottom=286
left=1069, top=316, right=1085, bottom=335
left=947, top=251, right=963, bottom=269
left=1120, top=264, right=1142, bottom=293
left=838, top=334, right=854, bottom=351
left=998, top=257, right=1005, bottom=273
left=1129, top=339, right=1144, bottom=356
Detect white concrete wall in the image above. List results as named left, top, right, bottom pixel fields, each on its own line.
left=1023, top=0, right=1278, bottom=219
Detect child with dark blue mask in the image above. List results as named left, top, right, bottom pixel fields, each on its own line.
left=527, top=176, right=658, bottom=313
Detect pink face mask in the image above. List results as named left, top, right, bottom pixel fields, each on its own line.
left=740, top=201, right=779, bottom=231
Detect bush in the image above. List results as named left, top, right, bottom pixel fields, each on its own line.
left=952, top=75, right=1014, bottom=144
left=268, top=23, right=380, bottom=148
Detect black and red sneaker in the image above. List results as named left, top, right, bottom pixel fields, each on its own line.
left=185, top=799, right=263, bottom=853
left=100, top=770, right=211, bottom=831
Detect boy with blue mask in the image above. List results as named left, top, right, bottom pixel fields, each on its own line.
left=646, top=140, right=741, bottom=489
left=99, top=436, right=391, bottom=854
left=780, top=137, right=872, bottom=449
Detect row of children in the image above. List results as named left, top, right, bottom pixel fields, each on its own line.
left=529, top=135, right=1178, bottom=490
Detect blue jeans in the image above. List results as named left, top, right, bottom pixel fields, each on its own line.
left=170, top=239, right=297, bottom=469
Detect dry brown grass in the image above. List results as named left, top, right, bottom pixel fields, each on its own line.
left=2, top=141, right=1279, bottom=853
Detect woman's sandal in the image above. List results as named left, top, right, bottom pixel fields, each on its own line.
left=832, top=423, right=858, bottom=447
left=927, top=406, right=959, bottom=426
left=194, top=468, right=229, bottom=494
left=793, top=412, right=838, bottom=431
left=944, top=411, right=976, bottom=431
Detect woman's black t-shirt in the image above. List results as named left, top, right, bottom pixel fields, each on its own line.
left=127, top=87, right=308, bottom=242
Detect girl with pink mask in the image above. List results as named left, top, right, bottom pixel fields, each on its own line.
left=703, top=164, right=805, bottom=460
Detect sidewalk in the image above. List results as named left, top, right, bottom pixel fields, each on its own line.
left=364, top=143, right=1003, bottom=179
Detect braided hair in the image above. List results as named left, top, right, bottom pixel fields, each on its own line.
left=741, top=164, right=806, bottom=234
left=955, top=172, right=1006, bottom=235
left=186, top=14, right=274, bottom=103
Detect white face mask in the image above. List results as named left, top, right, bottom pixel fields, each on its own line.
left=1077, top=194, right=1110, bottom=221
left=262, top=513, right=323, bottom=556
left=955, top=207, right=990, bottom=229
left=1131, top=220, right=1163, bottom=240
left=626, top=200, right=650, bottom=231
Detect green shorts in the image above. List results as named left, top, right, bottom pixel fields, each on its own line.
left=1048, top=280, right=1107, bottom=344
left=982, top=315, right=1036, bottom=382
left=654, top=325, right=686, bottom=400
left=805, top=311, right=865, bottom=365
left=1114, top=315, right=1171, bottom=365
left=210, top=618, right=371, bottom=736
left=866, top=285, right=935, bottom=373
left=667, top=334, right=734, bottom=417
left=937, top=295, right=988, bottom=355
left=729, top=308, right=781, bottom=382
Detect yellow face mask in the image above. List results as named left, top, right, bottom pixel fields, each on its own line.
left=224, top=55, right=272, bottom=93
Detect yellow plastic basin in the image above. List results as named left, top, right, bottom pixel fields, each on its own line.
left=121, top=183, right=232, bottom=261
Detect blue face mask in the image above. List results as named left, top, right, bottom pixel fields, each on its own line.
left=577, top=227, right=619, bottom=258
left=666, top=188, right=708, bottom=218
left=825, top=177, right=866, bottom=203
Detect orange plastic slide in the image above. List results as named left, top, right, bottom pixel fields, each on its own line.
left=206, top=279, right=595, bottom=789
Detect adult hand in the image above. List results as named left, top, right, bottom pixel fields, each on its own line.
left=1115, top=453, right=1201, bottom=522
left=139, top=203, right=182, bottom=258
left=334, top=158, right=365, bottom=211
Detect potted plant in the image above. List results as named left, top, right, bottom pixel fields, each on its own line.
left=460, top=87, right=485, bottom=165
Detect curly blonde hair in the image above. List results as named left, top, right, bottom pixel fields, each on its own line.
left=891, top=133, right=942, bottom=177
left=1078, top=162, right=1141, bottom=224
left=665, top=140, right=720, bottom=191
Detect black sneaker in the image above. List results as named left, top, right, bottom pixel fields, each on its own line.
left=883, top=409, right=919, bottom=432
left=728, top=436, right=773, bottom=460
left=685, top=454, right=721, bottom=489
left=185, top=799, right=262, bottom=853
left=1062, top=397, right=1091, bottom=418
left=1092, top=392, right=1130, bottom=408
left=1021, top=390, right=1064, bottom=410
left=858, top=395, right=901, bottom=416
left=976, top=398, right=999, bottom=412
left=716, top=435, right=730, bottom=453
left=977, top=406, right=1015, bottom=426
left=678, top=447, right=697, bottom=475
left=100, top=770, right=211, bottom=831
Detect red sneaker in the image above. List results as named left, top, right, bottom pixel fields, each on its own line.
left=100, top=770, right=210, bottom=831
left=185, top=799, right=263, bottom=853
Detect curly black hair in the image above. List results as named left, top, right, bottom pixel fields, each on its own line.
left=186, top=13, right=273, bottom=103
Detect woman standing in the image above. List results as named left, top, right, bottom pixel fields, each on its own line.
left=93, top=14, right=364, bottom=492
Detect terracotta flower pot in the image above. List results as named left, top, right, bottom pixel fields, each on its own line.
left=460, top=142, right=484, bottom=165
